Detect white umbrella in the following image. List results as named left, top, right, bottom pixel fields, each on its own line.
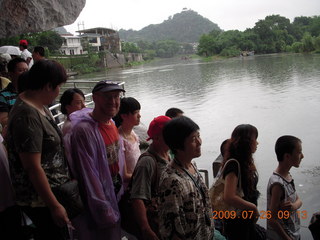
left=0, top=46, right=21, bottom=56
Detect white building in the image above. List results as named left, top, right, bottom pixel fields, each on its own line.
left=60, top=36, right=83, bottom=55
left=54, top=27, right=83, bottom=55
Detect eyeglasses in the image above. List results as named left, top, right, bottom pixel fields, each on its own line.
left=99, top=92, right=123, bottom=101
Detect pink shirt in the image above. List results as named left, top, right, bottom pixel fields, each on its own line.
left=120, top=130, right=140, bottom=175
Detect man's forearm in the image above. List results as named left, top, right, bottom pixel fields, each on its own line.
left=131, top=199, right=151, bottom=230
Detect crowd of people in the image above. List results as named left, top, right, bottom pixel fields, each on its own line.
left=0, top=41, right=311, bottom=240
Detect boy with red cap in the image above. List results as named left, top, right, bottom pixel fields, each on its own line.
left=129, top=115, right=171, bottom=240
left=19, top=39, right=33, bottom=68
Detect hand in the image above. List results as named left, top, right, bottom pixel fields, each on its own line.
left=49, top=204, right=72, bottom=228
left=141, top=228, right=159, bottom=240
left=280, top=201, right=293, bottom=211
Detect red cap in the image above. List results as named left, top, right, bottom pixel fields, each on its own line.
left=19, top=39, right=28, bottom=46
left=147, top=116, right=171, bottom=141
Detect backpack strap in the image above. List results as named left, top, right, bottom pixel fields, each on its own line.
left=138, top=150, right=159, bottom=197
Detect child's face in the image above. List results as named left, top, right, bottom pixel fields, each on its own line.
left=290, top=142, right=304, bottom=168
left=124, top=110, right=141, bottom=126
left=66, top=93, right=85, bottom=115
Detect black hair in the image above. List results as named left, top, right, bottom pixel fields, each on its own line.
left=114, top=97, right=141, bottom=127
left=7, top=57, right=27, bottom=73
left=25, top=60, right=67, bottom=90
left=60, top=88, right=85, bottom=114
left=220, top=139, right=229, bottom=157
left=165, top=107, right=184, bottom=118
left=33, top=46, right=45, bottom=57
left=275, top=135, right=301, bottom=162
left=224, top=124, right=259, bottom=200
left=163, top=116, right=199, bottom=154
left=17, top=71, right=29, bottom=93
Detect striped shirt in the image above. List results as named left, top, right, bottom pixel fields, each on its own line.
left=0, top=83, right=17, bottom=113
left=267, top=172, right=300, bottom=240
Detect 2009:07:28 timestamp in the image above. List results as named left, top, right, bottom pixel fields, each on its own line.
left=212, top=210, right=308, bottom=220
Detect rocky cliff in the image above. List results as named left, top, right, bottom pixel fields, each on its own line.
left=0, top=0, right=85, bottom=38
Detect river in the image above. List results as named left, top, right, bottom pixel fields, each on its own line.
left=72, top=53, right=320, bottom=238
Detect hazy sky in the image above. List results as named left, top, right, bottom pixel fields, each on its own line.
left=64, top=0, right=320, bottom=34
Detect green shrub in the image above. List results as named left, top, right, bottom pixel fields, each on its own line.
left=220, top=47, right=240, bottom=57
left=72, top=63, right=100, bottom=74
left=291, top=42, right=303, bottom=53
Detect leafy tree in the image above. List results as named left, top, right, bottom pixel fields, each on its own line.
left=136, top=40, right=152, bottom=51
left=197, top=14, right=320, bottom=57
left=253, top=15, right=293, bottom=53
left=208, top=29, right=222, bottom=38
left=198, top=29, right=257, bottom=56
left=314, top=36, right=320, bottom=51
left=220, top=46, right=240, bottom=57
left=301, top=33, right=315, bottom=52
left=143, top=50, right=156, bottom=60
left=0, top=35, right=20, bottom=46
left=121, top=42, right=141, bottom=53
left=197, top=34, right=217, bottom=56
left=291, top=42, right=303, bottom=53
left=0, top=30, right=63, bottom=53
left=156, top=48, right=166, bottom=58
left=215, top=30, right=243, bottom=52
left=155, top=40, right=180, bottom=57
left=241, top=30, right=259, bottom=51
left=36, top=31, right=63, bottom=52
left=292, top=16, right=313, bottom=40
left=309, top=16, right=320, bottom=37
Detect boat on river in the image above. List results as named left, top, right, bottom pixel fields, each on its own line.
left=240, top=51, right=254, bottom=56
left=66, top=71, right=78, bottom=78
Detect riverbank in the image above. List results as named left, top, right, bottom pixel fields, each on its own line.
left=50, top=52, right=145, bottom=75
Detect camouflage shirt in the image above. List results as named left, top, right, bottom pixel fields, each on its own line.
left=6, top=97, right=69, bottom=207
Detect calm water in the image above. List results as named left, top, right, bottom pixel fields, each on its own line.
left=73, top=53, right=320, bottom=238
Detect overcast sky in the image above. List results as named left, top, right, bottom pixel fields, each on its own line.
left=64, top=0, right=320, bottom=34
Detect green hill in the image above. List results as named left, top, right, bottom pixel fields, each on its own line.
left=119, top=9, right=221, bottom=43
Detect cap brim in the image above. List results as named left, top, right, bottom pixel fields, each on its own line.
left=100, top=87, right=125, bottom=92
left=93, top=86, right=125, bottom=93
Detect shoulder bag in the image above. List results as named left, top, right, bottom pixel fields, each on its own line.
left=52, top=179, right=84, bottom=220
left=209, top=158, right=244, bottom=213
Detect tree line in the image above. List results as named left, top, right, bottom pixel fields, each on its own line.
left=122, top=14, right=320, bottom=59
left=0, top=30, right=63, bottom=54
left=197, top=15, right=320, bottom=57
left=121, top=40, right=191, bottom=59
left=1, top=14, right=319, bottom=61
